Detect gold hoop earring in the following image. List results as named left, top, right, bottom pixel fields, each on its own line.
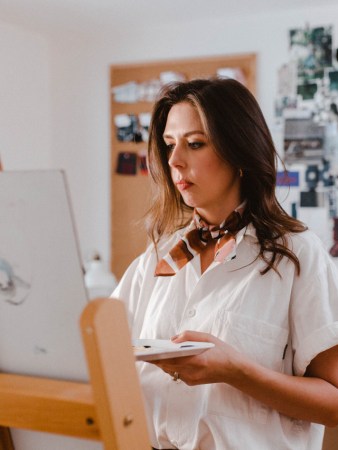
left=239, top=168, right=243, bottom=178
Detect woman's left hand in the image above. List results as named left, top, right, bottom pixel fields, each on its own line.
left=150, top=330, right=245, bottom=385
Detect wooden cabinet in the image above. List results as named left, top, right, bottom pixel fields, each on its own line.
left=110, top=53, right=257, bottom=279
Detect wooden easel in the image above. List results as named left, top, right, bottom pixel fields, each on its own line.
left=0, top=298, right=151, bottom=450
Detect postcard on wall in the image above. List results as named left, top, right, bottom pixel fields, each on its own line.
left=289, top=25, right=333, bottom=80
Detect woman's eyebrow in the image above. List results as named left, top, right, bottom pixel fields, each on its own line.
left=163, top=130, right=206, bottom=139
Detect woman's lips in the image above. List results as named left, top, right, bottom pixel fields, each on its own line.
left=176, top=180, right=193, bottom=191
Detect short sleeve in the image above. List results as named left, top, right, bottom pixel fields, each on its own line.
left=111, top=255, right=144, bottom=304
left=110, top=254, right=145, bottom=329
left=289, top=231, right=338, bottom=376
left=110, top=244, right=160, bottom=337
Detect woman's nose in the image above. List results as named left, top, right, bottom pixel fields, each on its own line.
left=168, top=143, right=185, bottom=168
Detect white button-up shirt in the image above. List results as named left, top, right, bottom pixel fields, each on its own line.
left=113, top=224, right=338, bottom=450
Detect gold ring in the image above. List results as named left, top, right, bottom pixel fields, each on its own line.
left=173, top=371, right=180, bottom=382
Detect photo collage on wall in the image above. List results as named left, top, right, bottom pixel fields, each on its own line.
left=290, top=26, right=334, bottom=100
left=275, top=24, right=338, bottom=166
left=114, top=112, right=151, bottom=176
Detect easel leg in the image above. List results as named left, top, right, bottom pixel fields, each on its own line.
left=0, top=427, right=14, bottom=450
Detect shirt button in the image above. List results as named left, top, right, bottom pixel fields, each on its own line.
left=187, top=308, right=196, bottom=318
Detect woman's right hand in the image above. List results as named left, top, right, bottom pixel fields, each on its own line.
left=151, top=330, right=246, bottom=386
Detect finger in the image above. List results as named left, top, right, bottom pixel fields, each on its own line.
left=171, top=330, right=216, bottom=343
left=149, top=360, right=179, bottom=372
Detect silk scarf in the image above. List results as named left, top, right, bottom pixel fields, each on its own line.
left=155, top=202, right=246, bottom=277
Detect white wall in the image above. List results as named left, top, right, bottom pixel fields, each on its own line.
left=0, top=21, right=51, bottom=169
left=49, top=33, right=112, bottom=266
left=1, top=4, right=338, bottom=269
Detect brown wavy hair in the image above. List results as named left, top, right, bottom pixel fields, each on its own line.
left=147, top=77, right=307, bottom=274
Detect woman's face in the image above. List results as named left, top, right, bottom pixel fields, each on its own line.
left=163, top=101, right=241, bottom=225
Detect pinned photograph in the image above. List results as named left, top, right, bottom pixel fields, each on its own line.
left=290, top=25, right=333, bottom=80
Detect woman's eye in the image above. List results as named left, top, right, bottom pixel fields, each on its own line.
left=166, top=143, right=175, bottom=152
left=188, top=142, right=204, bottom=149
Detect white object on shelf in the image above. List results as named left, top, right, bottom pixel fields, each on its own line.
left=217, top=67, right=246, bottom=85
left=84, top=254, right=117, bottom=300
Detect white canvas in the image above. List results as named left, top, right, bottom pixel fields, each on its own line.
left=0, top=170, right=102, bottom=449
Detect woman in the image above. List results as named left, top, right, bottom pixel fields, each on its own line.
left=113, top=78, right=338, bottom=450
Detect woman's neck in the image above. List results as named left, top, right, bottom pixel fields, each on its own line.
left=196, top=202, right=243, bottom=226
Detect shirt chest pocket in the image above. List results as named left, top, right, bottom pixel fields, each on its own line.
left=207, top=311, right=289, bottom=424
left=212, top=310, right=289, bottom=371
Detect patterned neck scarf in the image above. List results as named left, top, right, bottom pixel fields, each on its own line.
left=155, top=201, right=246, bottom=277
